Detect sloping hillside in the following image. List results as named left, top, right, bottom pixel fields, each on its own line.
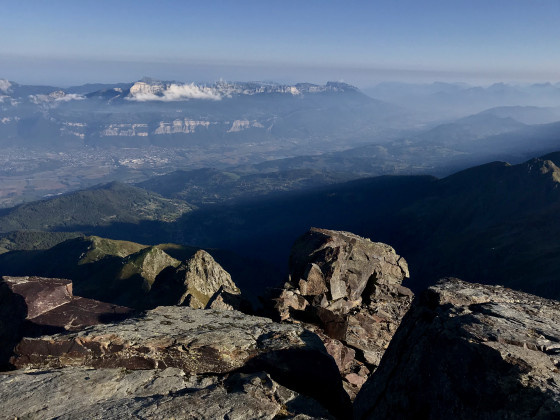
left=0, top=182, right=191, bottom=232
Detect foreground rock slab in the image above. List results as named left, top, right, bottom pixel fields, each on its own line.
left=354, top=278, right=560, bottom=420
left=0, top=367, right=334, bottom=419
left=0, top=276, right=131, bottom=368
left=11, top=306, right=350, bottom=418
left=277, top=227, right=413, bottom=398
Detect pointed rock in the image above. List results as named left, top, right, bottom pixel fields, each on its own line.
left=149, top=249, right=242, bottom=310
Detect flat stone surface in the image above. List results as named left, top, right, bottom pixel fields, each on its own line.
left=0, top=367, right=334, bottom=419
left=11, top=306, right=350, bottom=418
left=354, top=278, right=560, bottom=420
left=13, top=306, right=311, bottom=372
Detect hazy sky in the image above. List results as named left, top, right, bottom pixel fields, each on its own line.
left=1, top=0, right=559, bottom=87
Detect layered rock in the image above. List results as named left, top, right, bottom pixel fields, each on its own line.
left=150, top=249, right=242, bottom=310
left=354, top=278, right=560, bottom=420
left=0, top=368, right=334, bottom=419
left=11, top=306, right=350, bottom=418
left=276, top=228, right=413, bottom=398
left=0, top=276, right=131, bottom=368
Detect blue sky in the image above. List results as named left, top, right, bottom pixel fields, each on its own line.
left=1, top=0, right=559, bottom=86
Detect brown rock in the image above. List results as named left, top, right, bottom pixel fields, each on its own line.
left=2, top=276, right=132, bottom=330
left=280, top=228, right=414, bottom=398
left=0, top=276, right=132, bottom=369
left=299, top=263, right=328, bottom=296
left=354, top=278, right=560, bottom=420
left=323, top=336, right=356, bottom=373
left=275, top=289, right=309, bottom=321
left=345, top=373, right=367, bottom=387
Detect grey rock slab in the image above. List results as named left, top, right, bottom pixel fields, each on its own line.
left=12, top=306, right=351, bottom=418
left=12, top=306, right=311, bottom=372
left=0, top=367, right=334, bottom=419
left=354, top=278, right=560, bottom=420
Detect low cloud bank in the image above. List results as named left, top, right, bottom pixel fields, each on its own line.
left=29, top=92, right=84, bottom=104
left=128, top=82, right=222, bottom=101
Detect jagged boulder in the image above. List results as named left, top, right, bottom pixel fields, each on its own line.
left=0, top=368, right=334, bottom=419
left=118, top=246, right=181, bottom=291
left=354, top=278, right=560, bottom=420
left=11, top=306, right=350, bottom=418
left=276, top=228, right=413, bottom=398
left=149, top=249, right=243, bottom=310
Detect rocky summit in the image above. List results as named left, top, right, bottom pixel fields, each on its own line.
left=276, top=227, right=413, bottom=399
left=354, top=278, right=560, bottom=420
left=3, top=229, right=560, bottom=419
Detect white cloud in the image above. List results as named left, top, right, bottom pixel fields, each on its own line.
left=128, top=83, right=222, bottom=101
left=0, top=79, right=12, bottom=93
left=55, top=93, right=84, bottom=102
left=29, top=91, right=84, bottom=104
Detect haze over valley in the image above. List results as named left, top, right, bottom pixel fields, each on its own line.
left=2, top=77, right=560, bottom=208
left=2, top=1, right=560, bottom=418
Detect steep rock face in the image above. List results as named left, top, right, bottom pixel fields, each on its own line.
left=11, top=306, right=350, bottom=418
left=0, top=368, right=334, bottom=419
left=276, top=228, right=413, bottom=398
left=354, top=278, right=560, bottom=420
left=0, top=276, right=131, bottom=368
left=150, top=249, right=241, bottom=309
left=118, top=246, right=180, bottom=291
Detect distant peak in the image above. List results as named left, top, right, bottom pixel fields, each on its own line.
left=325, top=81, right=358, bottom=91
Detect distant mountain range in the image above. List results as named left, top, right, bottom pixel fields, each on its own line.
left=0, top=78, right=404, bottom=149
left=364, top=81, right=560, bottom=120
left=2, top=78, right=560, bottom=210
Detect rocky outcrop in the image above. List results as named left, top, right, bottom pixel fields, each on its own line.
left=0, top=276, right=131, bottom=368
left=119, top=246, right=181, bottom=291
left=354, top=278, right=560, bottom=420
left=276, top=228, right=413, bottom=398
left=11, top=306, right=350, bottom=418
left=0, top=368, right=334, bottom=419
left=150, top=249, right=242, bottom=310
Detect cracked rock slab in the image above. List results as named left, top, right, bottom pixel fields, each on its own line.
left=0, top=367, right=334, bottom=419
left=11, top=306, right=350, bottom=418
left=354, top=278, right=560, bottom=420
left=13, top=306, right=315, bottom=372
